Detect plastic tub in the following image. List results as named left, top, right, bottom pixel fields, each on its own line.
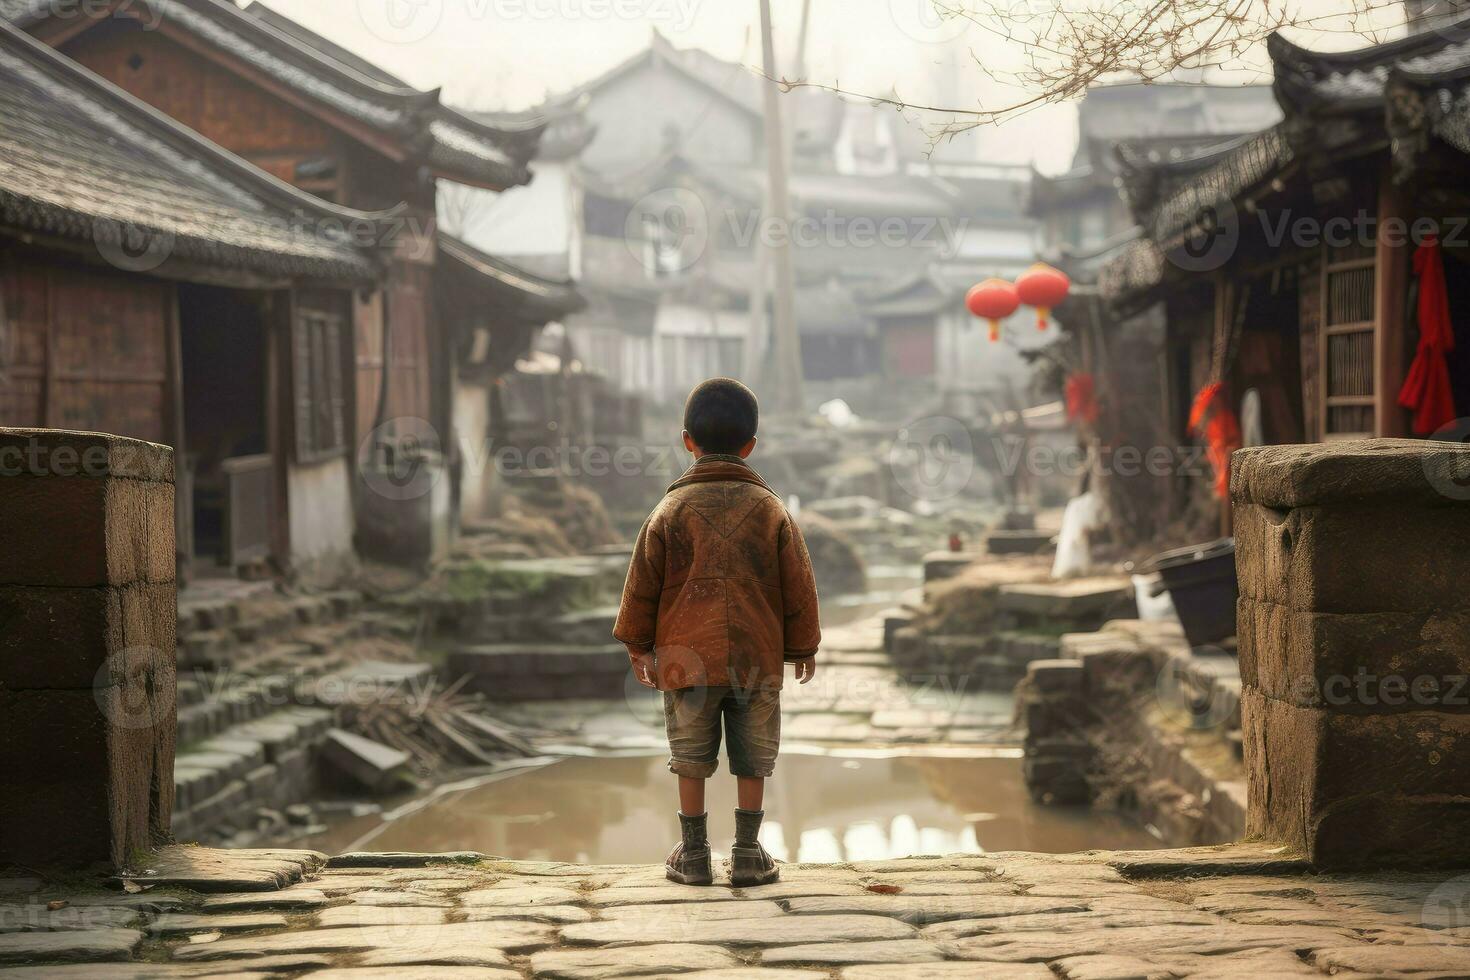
left=1145, top=538, right=1238, bottom=647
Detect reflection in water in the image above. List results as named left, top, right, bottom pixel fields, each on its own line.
left=308, top=751, right=1159, bottom=862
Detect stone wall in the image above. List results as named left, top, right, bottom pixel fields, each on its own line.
left=1018, top=620, right=1246, bottom=846
left=0, top=429, right=176, bottom=870
left=1234, top=439, right=1470, bottom=869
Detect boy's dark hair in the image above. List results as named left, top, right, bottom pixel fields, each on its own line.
left=683, top=378, right=759, bottom=454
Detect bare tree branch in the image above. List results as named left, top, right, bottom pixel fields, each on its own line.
left=767, top=0, right=1417, bottom=151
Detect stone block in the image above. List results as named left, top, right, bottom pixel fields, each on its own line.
left=320, top=729, right=412, bottom=793
left=1235, top=500, right=1470, bottom=613
left=1025, top=659, right=1085, bottom=695
left=922, top=552, right=974, bottom=583
left=1231, top=438, right=1470, bottom=509
left=0, top=674, right=174, bottom=869
left=1237, top=596, right=1470, bottom=710
left=1243, top=688, right=1470, bottom=868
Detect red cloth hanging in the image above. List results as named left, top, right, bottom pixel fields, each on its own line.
left=1064, top=373, right=1099, bottom=425
left=1189, top=382, right=1242, bottom=499
left=1398, top=235, right=1458, bottom=436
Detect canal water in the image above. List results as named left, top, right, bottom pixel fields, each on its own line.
left=308, top=750, right=1159, bottom=862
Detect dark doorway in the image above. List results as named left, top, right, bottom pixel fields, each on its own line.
left=1233, top=273, right=1304, bottom=444
left=178, top=284, right=269, bottom=570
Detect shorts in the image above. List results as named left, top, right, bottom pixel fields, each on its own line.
left=662, top=686, right=781, bottom=779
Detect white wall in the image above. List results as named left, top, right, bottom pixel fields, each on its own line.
left=441, top=161, right=574, bottom=261
left=454, top=380, right=494, bottom=524
left=287, top=456, right=357, bottom=584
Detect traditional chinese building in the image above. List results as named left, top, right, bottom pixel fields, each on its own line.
left=1099, top=18, right=1470, bottom=538
left=0, top=17, right=383, bottom=582
left=2, top=0, right=566, bottom=569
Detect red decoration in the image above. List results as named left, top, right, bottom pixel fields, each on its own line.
left=1189, top=382, right=1242, bottom=500
left=966, top=279, right=1020, bottom=342
left=1015, top=262, right=1071, bottom=331
left=1398, top=235, right=1458, bottom=435
left=1064, top=373, right=1099, bottom=425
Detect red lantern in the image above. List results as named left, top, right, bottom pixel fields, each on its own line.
left=1015, top=262, right=1070, bottom=331
left=966, top=279, right=1020, bottom=342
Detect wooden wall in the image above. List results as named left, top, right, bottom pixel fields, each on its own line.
left=62, top=23, right=349, bottom=199
left=0, top=256, right=170, bottom=443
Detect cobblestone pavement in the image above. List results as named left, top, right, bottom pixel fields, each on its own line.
left=2, top=844, right=1469, bottom=977
left=491, top=618, right=1020, bottom=755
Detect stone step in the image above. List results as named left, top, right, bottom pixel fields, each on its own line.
left=300, top=660, right=435, bottom=707
left=172, top=707, right=332, bottom=842
left=448, top=642, right=629, bottom=700
left=996, top=577, right=1136, bottom=625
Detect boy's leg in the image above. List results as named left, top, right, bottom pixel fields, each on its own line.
left=679, top=776, right=707, bottom=815
left=662, top=688, right=725, bottom=885
left=725, top=688, right=781, bottom=886
left=736, top=776, right=763, bottom=811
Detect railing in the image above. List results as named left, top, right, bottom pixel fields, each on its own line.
left=219, top=454, right=273, bottom=567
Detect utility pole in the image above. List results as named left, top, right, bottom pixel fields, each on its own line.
left=757, top=0, right=805, bottom=415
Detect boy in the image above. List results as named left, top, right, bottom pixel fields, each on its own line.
left=614, top=378, right=821, bottom=886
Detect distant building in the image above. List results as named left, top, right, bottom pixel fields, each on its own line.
left=1027, top=82, right=1282, bottom=279
left=450, top=31, right=1040, bottom=411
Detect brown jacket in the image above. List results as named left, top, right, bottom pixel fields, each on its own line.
left=613, top=454, right=821, bottom=691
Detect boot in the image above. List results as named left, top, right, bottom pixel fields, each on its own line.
left=665, top=812, right=713, bottom=885
left=729, top=808, right=779, bottom=886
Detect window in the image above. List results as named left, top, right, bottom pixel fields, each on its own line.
left=293, top=308, right=347, bottom=462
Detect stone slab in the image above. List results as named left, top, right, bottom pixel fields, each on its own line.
left=561, top=913, right=916, bottom=947
left=321, top=730, right=413, bottom=792
left=315, top=906, right=448, bottom=928
left=529, top=942, right=740, bottom=979
left=1231, top=438, right=1470, bottom=509
left=844, top=965, right=1051, bottom=979
left=761, top=939, right=950, bottom=965
left=0, top=927, right=142, bottom=963
left=783, top=894, right=1087, bottom=924
left=461, top=885, right=581, bottom=907
left=328, top=852, right=481, bottom=868
left=459, top=905, right=591, bottom=924
left=146, top=912, right=288, bottom=935
left=0, top=905, right=140, bottom=932
left=171, top=922, right=551, bottom=961
left=198, top=888, right=330, bottom=911
left=300, top=970, right=519, bottom=980
left=125, top=847, right=323, bottom=892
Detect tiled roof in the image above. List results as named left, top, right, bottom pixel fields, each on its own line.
left=2, top=0, right=540, bottom=189
left=0, top=18, right=379, bottom=281
left=438, top=232, right=585, bottom=321
left=1269, top=21, right=1470, bottom=111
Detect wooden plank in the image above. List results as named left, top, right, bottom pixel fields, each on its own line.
left=1374, top=170, right=1411, bottom=437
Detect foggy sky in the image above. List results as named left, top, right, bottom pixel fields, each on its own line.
left=255, top=0, right=1410, bottom=175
